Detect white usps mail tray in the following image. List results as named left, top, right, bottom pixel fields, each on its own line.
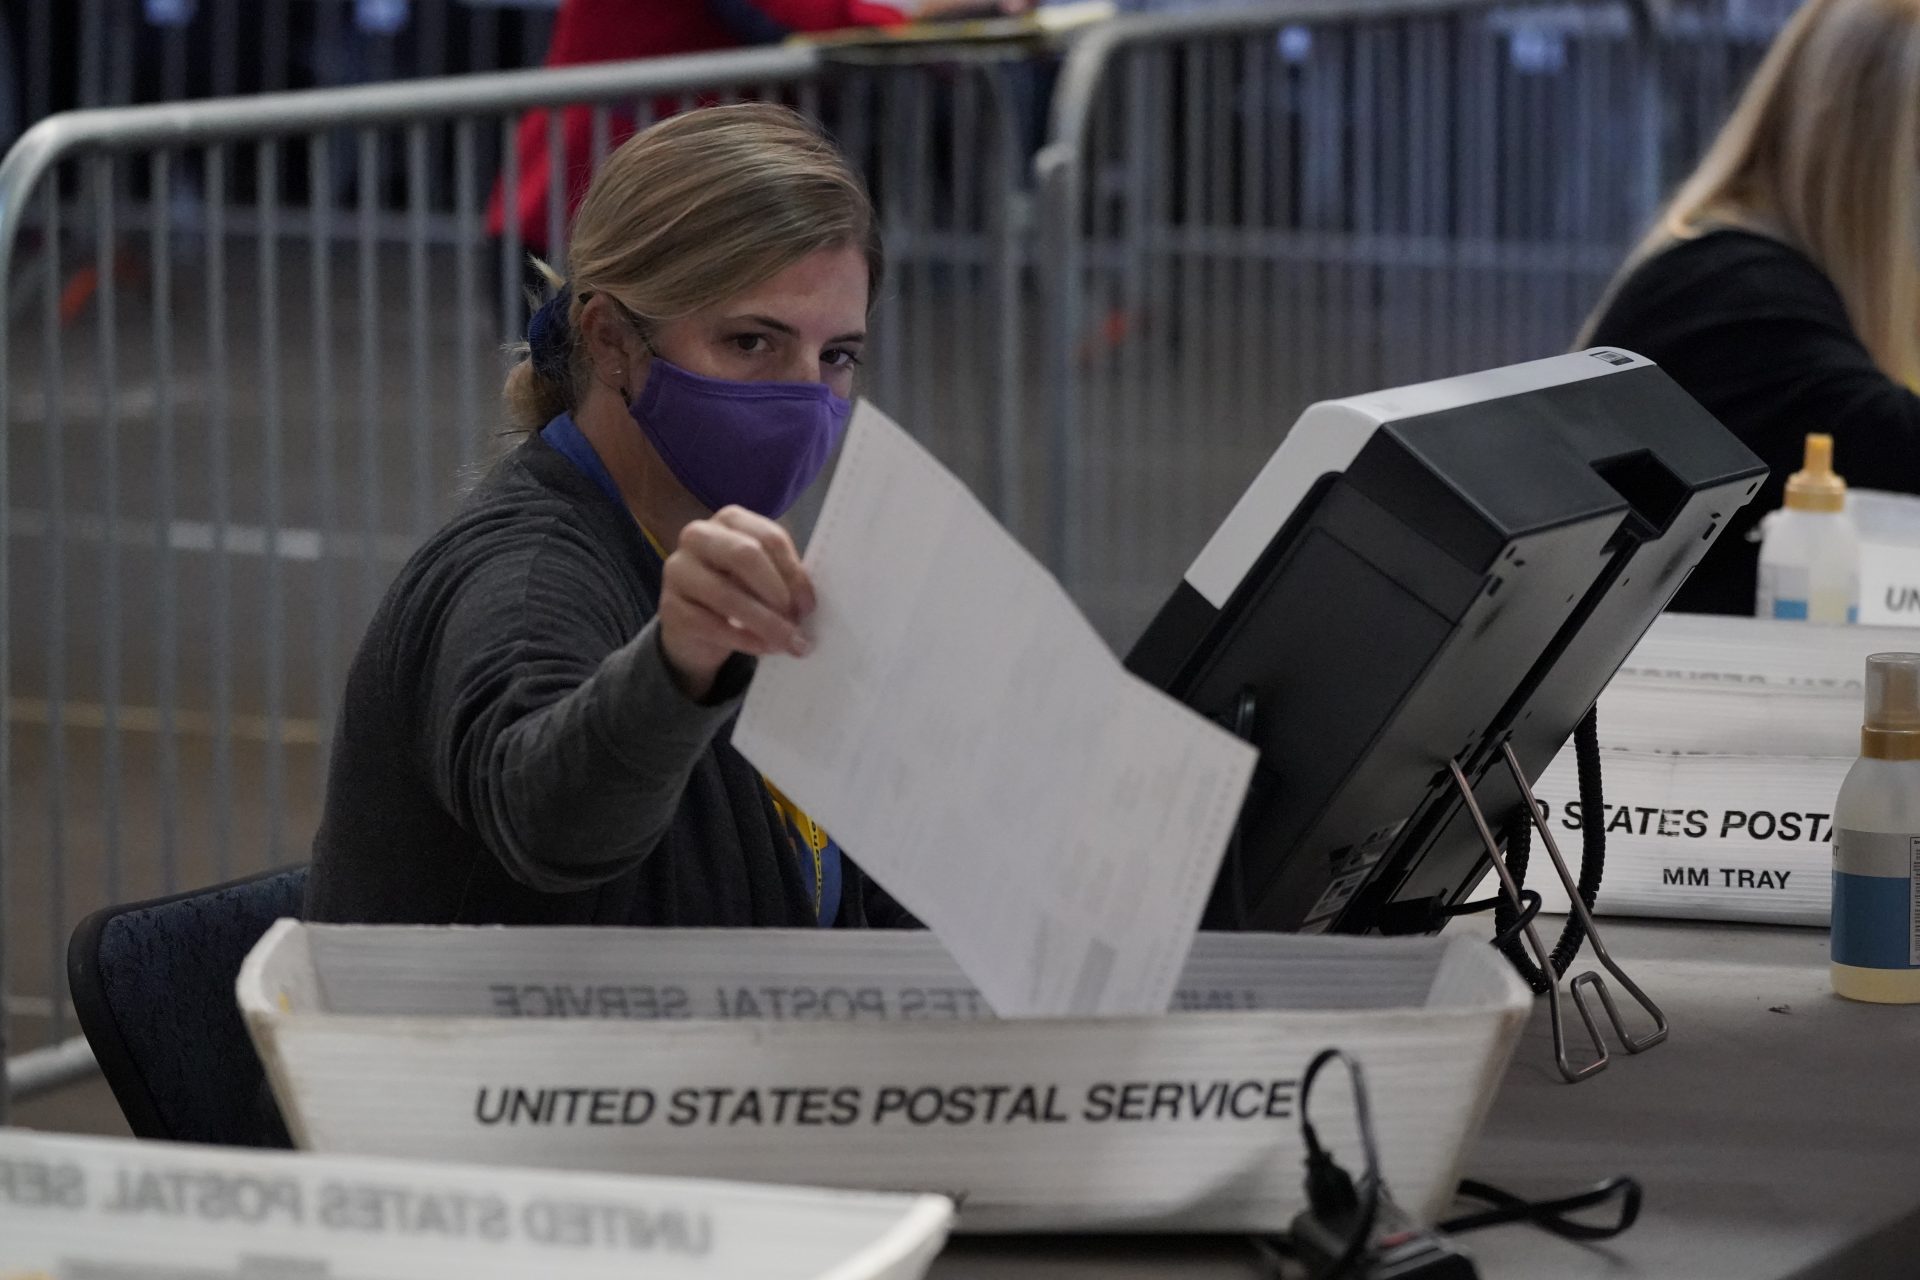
left=0, top=1127, right=952, bottom=1280
left=240, top=924, right=1530, bottom=1233
left=1850, top=489, right=1920, bottom=627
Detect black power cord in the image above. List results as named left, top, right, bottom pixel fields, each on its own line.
left=1250, top=1048, right=1642, bottom=1278
left=1443, top=888, right=1543, bottom=951
left=1441, top=1176, right=1642, bottom=1241
left=1494, top=707, right=1605, bottom=994
left=1259, top=1043, right=1382, bottom=1274
left=1296, top=1048, right=1384, bottom=1278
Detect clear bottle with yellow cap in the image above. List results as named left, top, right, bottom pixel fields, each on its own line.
left=1757, top=433, right=1859, bottom=623
left=1831, top=653, right=1920, bottom=1002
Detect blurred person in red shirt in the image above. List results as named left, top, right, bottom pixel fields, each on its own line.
left=491, top=0, right=1032, bottom=256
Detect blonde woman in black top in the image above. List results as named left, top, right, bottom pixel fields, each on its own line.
left=308, top=105, right=910, bottom=929
left=1583, top=0, right=1920, bottom=614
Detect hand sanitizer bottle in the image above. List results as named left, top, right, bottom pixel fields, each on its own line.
left=1757, top=433, right=1859, bottom=623
left=1832, top=653, right=1920, bottom=1002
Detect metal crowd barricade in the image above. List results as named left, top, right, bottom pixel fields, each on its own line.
left=11, top=0, right=1789, bottom=139
left=6, top=1, right=562, bottom=142
left=1035, top=0, right=1666, bottom=643
left=0, top=44, right=1034, bottom=1116
left=1652, top=0, right=1791, bottom=178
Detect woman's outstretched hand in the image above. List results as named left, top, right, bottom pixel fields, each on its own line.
left=657, top=506, right=817, bottom=701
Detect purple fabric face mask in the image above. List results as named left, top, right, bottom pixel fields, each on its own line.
left=628, top=357, right=852, bottom=518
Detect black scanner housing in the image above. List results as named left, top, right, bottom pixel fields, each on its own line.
left=1125, top=361, right=1767, bottom=934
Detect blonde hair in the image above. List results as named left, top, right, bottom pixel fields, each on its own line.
left=504, top=103, right=883, bottom=431
left=1580, top=0, right=1920, bottom=386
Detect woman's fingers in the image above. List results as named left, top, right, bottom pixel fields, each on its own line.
left=666, top=554, right=811, bottom=658
left=657, top=511, right=817, bottom=698
left=678, top=519, right=793, bottom=619
left=712, top=505, right=816, bottom=618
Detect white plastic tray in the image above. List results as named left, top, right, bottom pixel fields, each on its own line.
left=241, top=924, right=1529, bottom=1232
left=0, top=1126, right=952, bottom=1279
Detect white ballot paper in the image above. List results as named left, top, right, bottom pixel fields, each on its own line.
left=734, top=403, right=1258, bottom=1018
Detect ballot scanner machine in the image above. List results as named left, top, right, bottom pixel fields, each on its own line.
left=1128, top=348, right=1768, bottom=939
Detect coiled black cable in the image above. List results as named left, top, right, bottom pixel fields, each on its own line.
left=1493, top=706, right=1605, bottom=994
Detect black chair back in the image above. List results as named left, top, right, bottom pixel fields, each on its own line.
left=67, top=866, right=307, bottom=1146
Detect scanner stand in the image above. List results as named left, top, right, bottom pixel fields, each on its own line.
left=1448, top=745, right=1669, bottom=1082
left=1213, top=687, right=1668, bottom=1082
left=1214, top=690, right=1666, bottom=1083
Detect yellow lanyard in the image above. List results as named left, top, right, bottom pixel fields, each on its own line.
left=763, top=779, right=828, bottom=918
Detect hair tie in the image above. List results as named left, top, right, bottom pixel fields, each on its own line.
left=527, top=285, right=574, bottom=385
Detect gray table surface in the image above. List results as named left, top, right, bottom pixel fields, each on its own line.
left=931, top=919, right=1920, bottom=1278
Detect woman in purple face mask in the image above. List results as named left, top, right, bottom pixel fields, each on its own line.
left=305, top=104, right=911, bottom=931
